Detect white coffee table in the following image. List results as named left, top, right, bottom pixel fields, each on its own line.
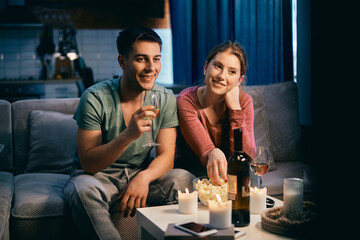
left=137, top=196, right=293, bottom=240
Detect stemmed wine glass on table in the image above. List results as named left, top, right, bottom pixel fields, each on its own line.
left=250, top=146, right=271, bottom=189
left=142, top=92, right=160, bottom=147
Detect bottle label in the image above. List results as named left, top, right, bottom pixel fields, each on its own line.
left=228, top=174, right=237, bottom=201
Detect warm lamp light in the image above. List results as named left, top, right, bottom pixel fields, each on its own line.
left=67, top=52, right=79, bottom=61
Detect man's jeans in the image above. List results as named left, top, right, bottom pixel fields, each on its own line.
left=63, top=168, right=195, bottom=240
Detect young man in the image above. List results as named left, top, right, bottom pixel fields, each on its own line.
left=63, top=26, right=195, bottom=240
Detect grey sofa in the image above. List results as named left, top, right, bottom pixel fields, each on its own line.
left=0, top=100, right=13, bottom=240
left=0, top=81, right=316, bottom=240
left=243, top=81, right=316, bottom=201
left=2, top=98, right=136, bottom=240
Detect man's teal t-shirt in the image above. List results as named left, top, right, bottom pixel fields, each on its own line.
left=73, top=77, right=179, bottom=169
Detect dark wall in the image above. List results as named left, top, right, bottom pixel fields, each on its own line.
left=297, top=0, right=311, bottom=126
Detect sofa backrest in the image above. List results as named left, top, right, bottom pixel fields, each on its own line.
left=11, top=98, right=80, bottom=175
left=0, top=99, right=13, bottom=172
left=244, top=81, right=303, bottom=163
left=9, top=81, right=302, bottom=174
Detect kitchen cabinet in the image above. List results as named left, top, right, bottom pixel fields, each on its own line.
left=0, top=79, right=83, bottom=102
left=26, top=0, right=167, bottom=29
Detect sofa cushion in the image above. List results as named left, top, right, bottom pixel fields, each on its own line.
left=11, top=98, right=80, bottom=175
left=11, top=173, right=69, bottom=219
left=26, top=110, right=77, bottom=174
left=260, top=81, right=303, bottom=162
left=244, top=87, right=275, bottom=170
left=261, top=161, right=316, bottom=197
left=10, top=173, right=81, bottom=239
left=0, top=171, right=13, bottom=240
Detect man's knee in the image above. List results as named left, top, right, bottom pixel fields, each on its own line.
left=161, top=169, right=196, bottom=191
left=64, top=174, right=107, bottom=204
left=147, top=169, right=195, bottom=205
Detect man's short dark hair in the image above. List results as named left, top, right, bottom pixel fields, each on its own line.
left=116, top=26, right=162, bottom=58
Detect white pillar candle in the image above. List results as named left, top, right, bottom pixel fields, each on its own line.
left=283, top=178, right=303, bottom=216
left=208, top=194, right=232, bottom=229
left=250, top=187, right=267, bottom=214
left=178, top=188, right=198, bottom=214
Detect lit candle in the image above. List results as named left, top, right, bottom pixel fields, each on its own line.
left=250, top=187, right=267, bottom=214
left=208, top=194, right=232, bottom=229
left=283, top=178, right=303, bottom=216
left=178, top=188, right=198, bottom=214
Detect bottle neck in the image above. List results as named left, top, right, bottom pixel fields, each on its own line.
left=234, top=150, right=244, bottom=155
left=234, top=128, right=243, bottom=152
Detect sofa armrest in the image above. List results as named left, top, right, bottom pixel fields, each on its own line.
left=0, top=100, right=13, bottom=172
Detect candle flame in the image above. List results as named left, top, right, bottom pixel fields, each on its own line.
left=185, top=188, right=189, bottom=194
left=216, top=194, right=221, bottom=204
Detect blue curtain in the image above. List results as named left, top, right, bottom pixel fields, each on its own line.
left=169, top=0, right=293, bottom=86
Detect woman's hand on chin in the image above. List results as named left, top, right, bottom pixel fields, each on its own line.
left=224, top=85, right=241, bottom=110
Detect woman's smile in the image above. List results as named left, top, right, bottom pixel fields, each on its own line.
left=211, top=78, right=226, bottom=87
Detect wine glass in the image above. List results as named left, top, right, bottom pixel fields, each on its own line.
left=142, top=92, right=160, bottom=147
left=250, top=146, right=271, bottom=189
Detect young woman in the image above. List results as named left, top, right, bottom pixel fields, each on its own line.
left=175, top=41, right=256, bottom=186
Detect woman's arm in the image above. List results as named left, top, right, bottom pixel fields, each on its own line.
left=224, top=86, right=256, bottom=159
left=228, top=94, right=256, bottom=159
left=177, top=93, right=215, bottom=167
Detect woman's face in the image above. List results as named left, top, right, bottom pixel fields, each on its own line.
left=204, top=49, right=243, bottom=96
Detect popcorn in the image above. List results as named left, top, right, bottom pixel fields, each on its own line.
left=194, top=178, right=228, bottom=206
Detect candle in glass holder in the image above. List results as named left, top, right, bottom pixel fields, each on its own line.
left=178, top=188, right=198, bottom=214
left=283, top=178, right=303, bottom=216
left=250, top=187, right=267, bottom=214
left=208, top=194, right=232, bottom=229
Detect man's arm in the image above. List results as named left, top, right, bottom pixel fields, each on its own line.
left=77, top=105, right=156, bottom=174
left=117, top=127, right=176, bottom=216
left=76, top=128, right=132, bottom=174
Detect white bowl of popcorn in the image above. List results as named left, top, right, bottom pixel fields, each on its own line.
left=193, top=176, right=228, bottom=206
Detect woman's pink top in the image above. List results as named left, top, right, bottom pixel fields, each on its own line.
left=176, top=86, right=256, bottom=168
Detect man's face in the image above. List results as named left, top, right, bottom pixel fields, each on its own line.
left=119, top=40, right=161, bottom=92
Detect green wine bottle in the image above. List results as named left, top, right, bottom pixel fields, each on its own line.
left=227, top=128, right=251, bottom=227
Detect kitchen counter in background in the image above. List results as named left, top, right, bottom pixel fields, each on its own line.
left=0, top=79, right=83, bottom=102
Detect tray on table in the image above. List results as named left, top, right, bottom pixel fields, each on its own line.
left=261, top=201, right=319, bottom=237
